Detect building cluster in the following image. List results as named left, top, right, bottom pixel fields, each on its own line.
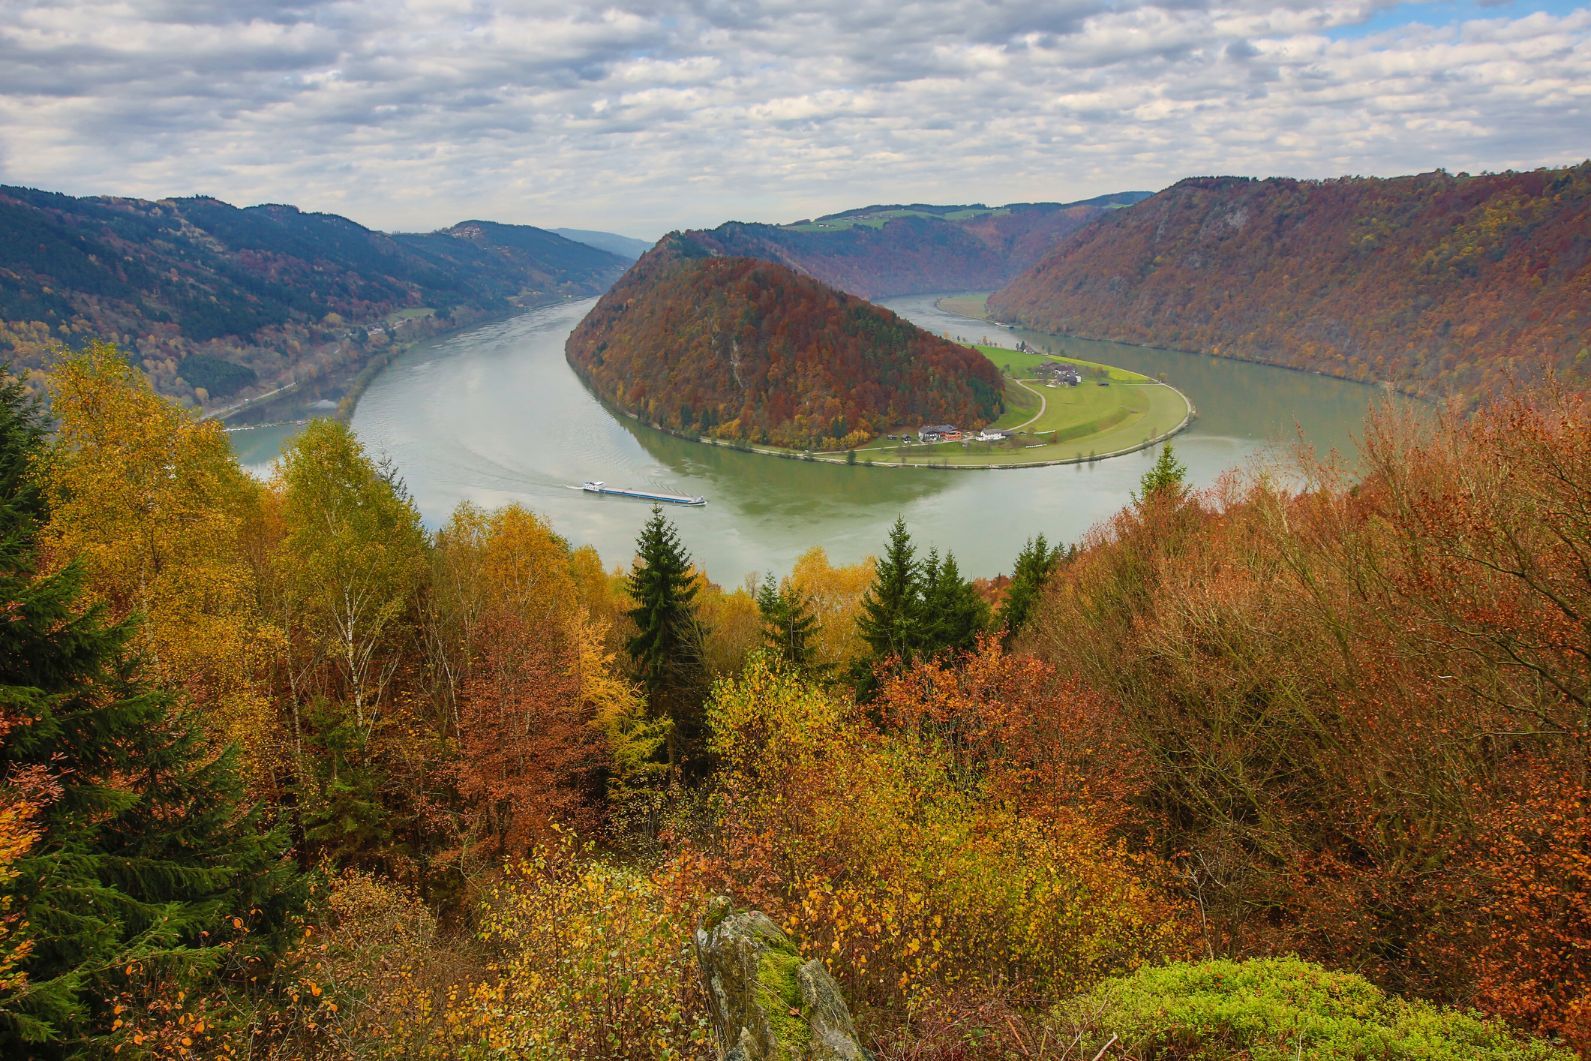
left=915, top=424, right=1009, bottom=444
left=1036, top=362, right=1082, bottom=386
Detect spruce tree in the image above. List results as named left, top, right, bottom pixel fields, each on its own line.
left=626, top=507, right=707, bottom=775
left=755, top=574, right=822, bottom=675
left=0, top=373, right=303, bottom=1053
left=920, top=550, right=988, bottom=656
left=857, top=517, right=923, bottom=665
left=998, top=534, right=1062, bottom=646
left=1135, top=442, right=1189, bottom=505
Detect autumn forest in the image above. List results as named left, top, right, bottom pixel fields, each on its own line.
left=0, top=332, right=1586, bottom=1058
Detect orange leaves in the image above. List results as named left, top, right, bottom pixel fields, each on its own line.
left=875, top=636, right=1145, bottom=824
left=1021, top=385, right=1591, bottom=1038
left=697, top=661, right=1189, bottom=1027
left=566, top=244, right=1006, bottom=452
left=1429, top=768, right=1591, bottom=1053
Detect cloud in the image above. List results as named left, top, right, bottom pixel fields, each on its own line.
left=0, top=0, right=1584, bottom=235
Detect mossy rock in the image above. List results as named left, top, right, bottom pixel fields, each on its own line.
left=695, top=896, right=865, bottom=1060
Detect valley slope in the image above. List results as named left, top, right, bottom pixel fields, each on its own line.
left=0, top=186, right=629, bottom=410
left=565, top=233, right=1004, bottom=450
left=682, top=194, right=1148, bottom=299
left=988, top=165, right=1591, bottom=400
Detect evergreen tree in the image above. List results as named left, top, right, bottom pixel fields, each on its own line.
left=626, top=507, right=707, bottom=775
left=0, top=372, right=303, bottom=1053
left=998, top=534, right=1062, bottom=646
left=1135, top=442, right=1189, bottom=505
left=920, top=550, right=988, bottom=656
left=755, top=574, right=822, bottom=675
left=856, top=517, right=923, bottom=675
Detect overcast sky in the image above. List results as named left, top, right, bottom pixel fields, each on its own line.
left=1, top=0, right=1586, bottom=237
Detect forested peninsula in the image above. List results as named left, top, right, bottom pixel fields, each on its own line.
left=565, top=233, right=1005, bottom=450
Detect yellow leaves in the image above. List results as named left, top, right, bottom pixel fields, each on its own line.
left=41, top=341, right=277, bottom=779
left=444, top=832, right=711, bottom=1057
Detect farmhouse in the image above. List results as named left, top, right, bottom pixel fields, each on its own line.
left=1036, top=362, right=1081, bottom=386
left=918, top=423, right=958, bottom=442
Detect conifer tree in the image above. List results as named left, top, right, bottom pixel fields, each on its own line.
left=920, top=550, right=988, bottom=656
left=1135, top=442, right=1189, bottom=505
left=0, top=373, right=302, bottom=1053
left=626, top=507, right=707, bottom=775
left=755, top=574, right=822, bottom=675
left=998, top=534, right=1063, bottom=646
left=857, top=517, right=923, bottom=666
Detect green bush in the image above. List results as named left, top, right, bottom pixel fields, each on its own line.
left=1055, top=957, right=1572, bottom=1060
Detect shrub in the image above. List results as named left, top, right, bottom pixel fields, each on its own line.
left=445, top=832, right=711, bottom=1058
left=1056, top=957, right=1573, bottom=1060
left=702, top=658, right=1188, bottom=1034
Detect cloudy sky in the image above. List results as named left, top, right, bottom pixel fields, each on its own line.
left=1, top=0, right=1586, bottom=236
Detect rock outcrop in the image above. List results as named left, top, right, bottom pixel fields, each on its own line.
left=695, top=896, right=866, bottom=1061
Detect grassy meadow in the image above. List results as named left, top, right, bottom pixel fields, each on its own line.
left=854, top=343, right=1191, bottom=467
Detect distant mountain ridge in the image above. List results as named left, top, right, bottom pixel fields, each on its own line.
left=988, top=166, right=1591, bottom=400
left=0, top=186, right=628, bottom=409
left=552, top=227, right=655, bottom=260
left=565, top=232, right=1005, bottom=450
left=674, top=193, right=1150, bottom=299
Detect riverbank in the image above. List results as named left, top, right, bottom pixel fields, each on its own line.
left=583, top=339, right=1195, bottom=471
left=209, top=295, right=587, bottom=431
left=941, top=293, right=1418, bottom=402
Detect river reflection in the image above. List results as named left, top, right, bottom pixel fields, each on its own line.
left=237, top=294, right=1401, bottom=582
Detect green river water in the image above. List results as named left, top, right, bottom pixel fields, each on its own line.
left=229, top=295, right=1402, bottom=581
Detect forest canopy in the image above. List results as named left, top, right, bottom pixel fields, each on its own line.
left=565, top=235, right=1005, bottom=450
left=0, top=344, right=1583, bottom=1059
left=990, top=164, right=1591, bottom=402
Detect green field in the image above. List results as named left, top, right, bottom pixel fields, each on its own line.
left=386, top=306, right=436, bottom=323
left=785, top=207, right=1008, bottom=232
left=854, top=344, right=1191, bottom=467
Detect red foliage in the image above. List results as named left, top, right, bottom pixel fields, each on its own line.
left=566, top=238, right=1005, bottom=450
left=990, top=165, right=1591, bottom=401
left=456, top=608, right=605, bottom=858
left=1021, top=388, right=1591, bottom=1040
left=875, top=637, right=1146, bottom=828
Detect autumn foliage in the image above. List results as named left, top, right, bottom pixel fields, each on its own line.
left=990, top=164, right=1591, bottom=401
left=1022, top=386, right=1591, bottom=1052
left=5, top=339, right=1585, bottom=1058
left=566, top=236, right=1005, bottom=450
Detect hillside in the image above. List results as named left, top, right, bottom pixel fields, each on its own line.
left=565, top=234, right=1004, bottom=449
left=987, top=166, right=1591, bottom=400
left=0, top=186, right=628, bottom=409
left=679, top=193, right=1148, bottom=299
left=552, top=227, right=655, bottom=259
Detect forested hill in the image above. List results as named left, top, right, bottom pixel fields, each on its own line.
left=565, top=233, right=1004, bottom=450
left=0, top=186, right=628, bottom=407
left=988, top=165, right=1591, bottom=401
left=678, top=193, right=1149, bottom=299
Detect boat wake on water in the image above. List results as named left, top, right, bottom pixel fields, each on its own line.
left=579, top=480, right=707, bottom=507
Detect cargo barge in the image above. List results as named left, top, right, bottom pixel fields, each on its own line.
left=581, top=481, right=706, bottom=507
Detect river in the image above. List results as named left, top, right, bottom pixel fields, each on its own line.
left=233, top=295, right=1400, bottom=582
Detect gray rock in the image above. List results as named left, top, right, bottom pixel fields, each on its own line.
left=695, top=895, right=866, bottom=1061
